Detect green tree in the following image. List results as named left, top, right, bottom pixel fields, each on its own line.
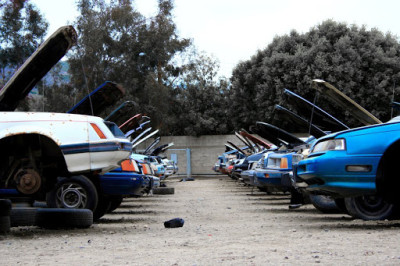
left=170, top=51, right=230, bottom=136
left=64, top=0, right=191, bottom=131
left=229, top=20, right=400, bottom=131
left=0, top=0, right=48, bottom=85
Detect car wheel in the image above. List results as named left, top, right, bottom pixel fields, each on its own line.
left=36, top=208, right=93, bottom=229
left=46, top=175, right=98, bottom=211
left=107, top=196, right=123, bottom=213
left=10, top=207, right=37, bottom=227
left=309, top=194, right=341, bottom=213
left=153, top=187, right=175, bottom=195
left=344, top=195, right=394, bottom=220
left=93, top=195, right=111, bottom=221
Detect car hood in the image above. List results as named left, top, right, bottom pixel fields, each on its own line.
left=0, top=26, right=77, bottom=111
left=67, top=81, right=125, bottom=116
left=226, top=141, right=247, bottom=155
left=150, top=142, right=174, bottom=156
left=311, top=79, right=382, bottom=125
left=105, top=101, right=138, bottom=125
left=143, top=137, right=161, bottom=155
left=252, top=122, right=305, bottom=148
left=283, top=89, right=349, bottom=131
left=274, top=105, right=326, bottom=138
left=318, top=120, right=400, bottom=142
left=239, top=129, right=272, bottom=149
left=119, top=114, right=142, bottom=133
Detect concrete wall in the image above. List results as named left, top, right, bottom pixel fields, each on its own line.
left=135, top=135, right=245, bottom=176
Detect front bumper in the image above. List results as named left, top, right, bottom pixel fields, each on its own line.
left=254, top=169, right=290, bottom=190
left=296, top=151, right=379, bottom=197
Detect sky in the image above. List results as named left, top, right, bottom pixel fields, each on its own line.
left=31, top=0, right=400, bottom=77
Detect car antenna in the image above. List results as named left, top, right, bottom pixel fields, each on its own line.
left=79, top=49, right=94, bottom=116
left=391, top=81, right=396, bottom=119
left=308, top=90, right=318, bottom=137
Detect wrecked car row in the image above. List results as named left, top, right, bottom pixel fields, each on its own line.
left=215, top=79, right=400, bottom=221
left=0, top=26, right=178, bottom=232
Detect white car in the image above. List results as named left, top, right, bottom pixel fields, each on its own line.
left=0, top=26, right=132, bottom=198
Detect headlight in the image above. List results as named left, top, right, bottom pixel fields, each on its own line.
left=312, top=138, right=346, bottom=153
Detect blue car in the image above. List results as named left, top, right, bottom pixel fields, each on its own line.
left=295, top=80, right=400, bottom=220
left=100, top=158, right=151, bottom=197
left=253, top=152, right=302, bottom=192
left=296, top=118, right=400, bottom=220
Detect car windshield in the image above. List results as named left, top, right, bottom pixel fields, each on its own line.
left=104, top=121, right=125, bottom=138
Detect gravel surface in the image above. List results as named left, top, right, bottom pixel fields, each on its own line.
left=2, top=176, right=400, bottom=265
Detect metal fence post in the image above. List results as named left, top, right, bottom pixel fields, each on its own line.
left=186, top=148, right=191, bottom=178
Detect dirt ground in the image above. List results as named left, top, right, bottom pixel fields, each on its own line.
left=2, top=176, right=400, bottom=265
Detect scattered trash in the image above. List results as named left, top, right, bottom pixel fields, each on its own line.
left=164, top=218, right=184, bottom=228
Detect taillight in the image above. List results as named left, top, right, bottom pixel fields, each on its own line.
left=121, top=159, right=135, bottom=171
left=280, top=158, right=288, bottom=169
left=90, top=123, right=107, bottom=139
left=141, top=164, right=150, bottom=175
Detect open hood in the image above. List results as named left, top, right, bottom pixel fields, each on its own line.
left=283, top=89, right=349, bottom=131
left=119, top=114, right=142, bottom=133
left=312, top=79, right=382, bottom=125
left=131, top=130, right=159, bottom=149
left=67, top=81, right=125, bottom=116
left=125, top=120, right=151, bottom=138
left=150, top=142, right=174, bottom=156
left=129, top=127, right=152, bottom=142
left=239, top=129, right=272, bottom=150
left=0, top=26, right=77, bottom=111
left=226, top=141, right=246, bottom=155
left=143, top=137, right=161, bottom=155
left=225, top=143, right=236, bottom=152
left=274, top=105, right=327, bottom=138
left=105, top=100, right=138, bottom=125
left=235, top=132, right=256, bottom=153
left=251, top=122, right=305, bottom=149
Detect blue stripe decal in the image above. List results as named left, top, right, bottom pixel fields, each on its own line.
left=61, top=142, right=131, bottom=155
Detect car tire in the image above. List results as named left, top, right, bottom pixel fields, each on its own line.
left=10, top=207, right=37, bottom=227
left=36, top=208, right=93, bottom=229
left=344, top=195, right=395, bottom=220
left=153, top=187, right=175, bottom=195
left=309, top=194, right=341, bottom=213
left=0, top=199, right=11, bottom=233
left=107, top=196, right=123, bottom=213
left=333, top=198, right=348, bottom=214
left=93, top=195, right=111, bottom=221
left=46, top=175, right=98, bottom=211
left=0, top=199, right=12, bottom=216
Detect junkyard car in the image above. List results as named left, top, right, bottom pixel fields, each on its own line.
left=296, top=119, right=400, bottom=220
left=295, top=80, right=398, bottom=220
left=0, top=26, right=132, bottom=200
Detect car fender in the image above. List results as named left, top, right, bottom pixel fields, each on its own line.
left=0, top=124, right=62, bottom=145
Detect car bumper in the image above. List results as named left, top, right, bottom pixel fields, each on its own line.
left=254, top=170, right=289, bottom=189
left=296, top=152, right=379, bottom=197
left=100, top=172, right=145, bottom=196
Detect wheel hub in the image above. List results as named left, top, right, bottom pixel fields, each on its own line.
left=14, top=169, right=42, bottom=194
left=57, top=183, right=87, bottom=208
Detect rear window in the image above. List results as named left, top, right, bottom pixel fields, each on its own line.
left=104, top=121, right=125, bottom=138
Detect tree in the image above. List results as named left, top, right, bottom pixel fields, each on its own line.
left=169, top=51, right=230, bottom=136
left=64, top=0, right=191, bottom=131
left=0, top=0, right=48, bottom=84
left=229, top=20, right=400, bottom=132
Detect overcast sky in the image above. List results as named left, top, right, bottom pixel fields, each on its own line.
left=31, top=0, right=400, bottom=77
